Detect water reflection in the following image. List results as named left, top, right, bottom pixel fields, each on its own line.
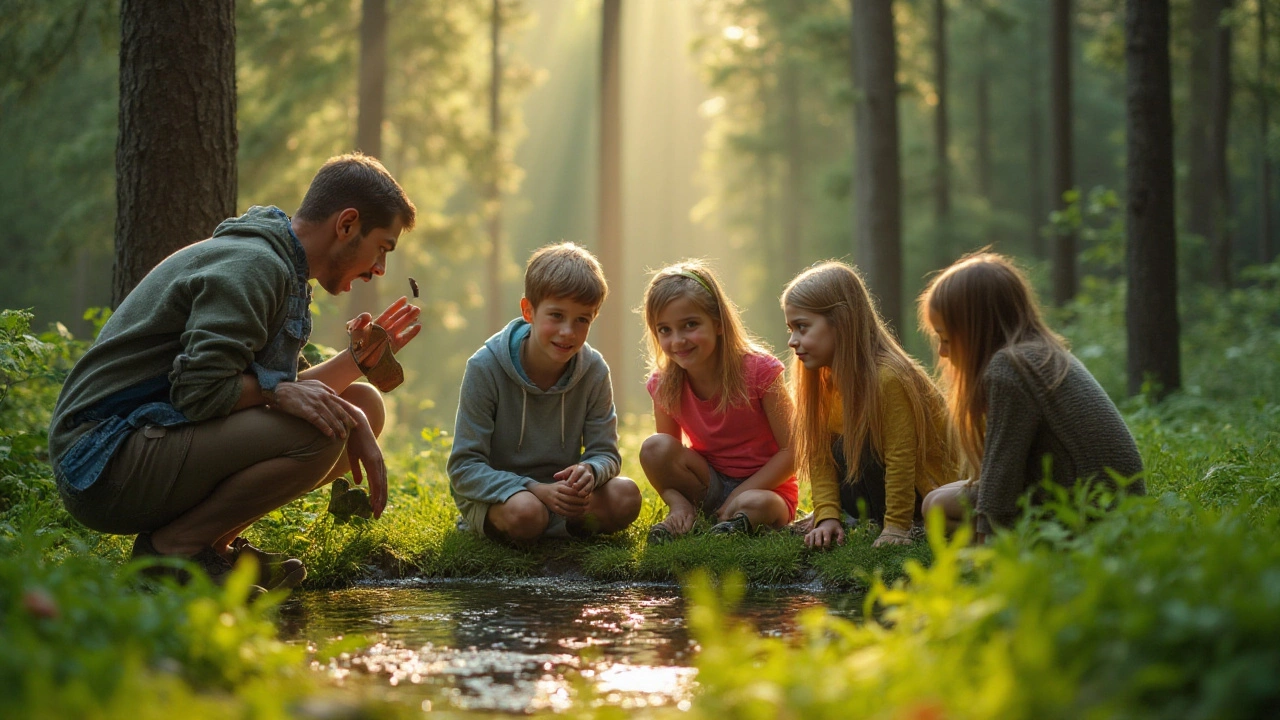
left=278, top=577, right=857, bottom=714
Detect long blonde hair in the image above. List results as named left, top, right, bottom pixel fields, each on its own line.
left=642, top=260, right=771, bottom=415
left=782, top=261, right=952, bottom=482
left=918, top=252, right=1070, bottom=475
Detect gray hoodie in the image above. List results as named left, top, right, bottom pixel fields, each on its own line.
left=447, top=318, right=621, bottom=507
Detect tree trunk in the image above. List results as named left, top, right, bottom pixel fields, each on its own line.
left=348, top=0, right=387, bottom=318
left=1028, top=2, right=1047, bottom=257
left=851, top=0, right=904, bottom=335
left=1049, top=0, right=1076, bottom=305
left=1184, top=0, right=1216, bottom=245
left=114, top=0, right=236, bottom=306
left=598, top=0, right=623, bottom=373
left=1261, top=0, right=1274, bottom=263
left=976, top=17, right=992, bottom=201
left=783, top=58, right=804, bottom=277
left=1125, top=0, right=1181, bottom=398
left=934, top=0, right=951, bottom=269
left=488, top=0, right=504, bottom=332
left=1207, top=0, right=1233, bottom=288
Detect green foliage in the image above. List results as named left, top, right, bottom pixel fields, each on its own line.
left=683, top=495, right=1280, bottom=720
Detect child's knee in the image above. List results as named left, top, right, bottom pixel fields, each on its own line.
left=342, top=382, right=386, bottom=437
left=639, top=434, right=679, bottom=468
left=492, top=492, right=549, bottom=540
left=609, top=477, right=642, bottom=516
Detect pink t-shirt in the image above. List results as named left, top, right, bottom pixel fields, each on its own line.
left=646, top=352, right=798, bottom=513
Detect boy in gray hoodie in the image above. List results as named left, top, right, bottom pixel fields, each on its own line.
left=448, top=243, right=642, bottom=541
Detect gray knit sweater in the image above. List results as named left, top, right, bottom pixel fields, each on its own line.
left=975, top=345, right=1145, bottom=534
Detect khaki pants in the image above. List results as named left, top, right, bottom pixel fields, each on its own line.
left=61, top=407, right=343, bottom=535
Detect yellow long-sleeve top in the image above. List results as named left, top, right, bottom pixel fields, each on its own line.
left=810, top=365, right=958, bottom=532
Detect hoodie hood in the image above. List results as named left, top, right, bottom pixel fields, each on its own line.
left=486, top=317, right=595, bottom=396
left=211, top=205, right=309, bottom=280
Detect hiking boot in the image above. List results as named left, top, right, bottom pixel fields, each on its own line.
left=710, top=511, right=753, bottom=536
left=230, top=537, right=307, bottom=590
left=647, top=523, right=675, bottom=546
left=131, top=533, right=267, bottom=598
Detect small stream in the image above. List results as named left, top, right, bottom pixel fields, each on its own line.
left=278, top=578, right=860, bottom=714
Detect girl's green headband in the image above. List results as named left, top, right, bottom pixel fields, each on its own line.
left=675, top=270, right=714, bottom=296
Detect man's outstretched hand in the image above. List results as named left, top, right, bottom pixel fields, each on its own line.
left=347, top=297, right=423, bottom=361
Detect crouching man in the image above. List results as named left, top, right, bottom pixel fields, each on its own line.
left=49, top=153, right=419, bottom=594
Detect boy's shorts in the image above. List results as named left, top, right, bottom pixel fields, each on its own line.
left=455, top=476, right=626, bottom=540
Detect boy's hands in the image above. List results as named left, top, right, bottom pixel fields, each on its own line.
left=554, top=463, right=595, bottom=495
left=804, top=518, right=846, bottom=550
left=529, top=464, right=595, bottom=518
left=529, top=478, right=590, bottom=518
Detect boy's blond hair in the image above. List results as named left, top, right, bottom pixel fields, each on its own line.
left=524, top=242, right=609, bottom=311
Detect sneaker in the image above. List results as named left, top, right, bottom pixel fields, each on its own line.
left=230, top=537, right=307, bottom=590
left=710, top=512, right=753, bottom=536
left=131, top=533, right=268, bottom=598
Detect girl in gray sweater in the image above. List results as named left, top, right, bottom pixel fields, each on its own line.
left=918, top=253, right=1145, bottom=541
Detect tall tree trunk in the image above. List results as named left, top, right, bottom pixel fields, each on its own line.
left=1207, top=0, right=1233, bottom=287
left=1184, top=0, right=1216, bottom=245
left=488, top=0, right=504, bottom=331
left=114, top=0, right=236, bottom=306
left=1049, top=0, right=1076, bottom=305
left=1125, top=0, right=1181, bottom=398
left=348, top=0, right=387, bottom=318
left=598, top=0, right=623, bottom=374
left=934, top=0, right=952, bottom=269
left=1028, top=2, right=1047, bottom=257
left=1261, top=0, right=1274, bottom=262
left=783, top=58, right=804, bottom=277
left=852, top=0, right=904, bottom=335
left=976, top=17, right=992, bottom=201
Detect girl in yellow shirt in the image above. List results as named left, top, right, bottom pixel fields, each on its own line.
left=782, top=261, right=959, bottom=549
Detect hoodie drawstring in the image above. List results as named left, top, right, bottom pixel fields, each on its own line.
left=518, top=388, right=527, bottom=451
left=560, top=395, right=565, bottom=449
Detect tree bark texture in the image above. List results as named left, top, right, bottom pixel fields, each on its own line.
left=598, top=0, right=623, bottom=372
left=852, top=0, right=904, bottom=336
left=1028, top=3, right=1047, bottom=257
left=1261, top=0, right=1274, bottom=262
left=783, top=58, right=804, bottom=278
left=1183, top=0, right=1216, bottom=244
left=976, top=18, right=992, bottom=201
left=934, top=0, right=951, bottom=269
left=488, top=0, right=504, bottom=332
left=1125, top=0, right=1181, bottom=398
left=1049, top=0, right=1077, bottom=305
left=348, top=0, right=388, bottom=318
left=1207, top=0, right=1233, bottom=287
left=114, top=0, right=237, bottom=306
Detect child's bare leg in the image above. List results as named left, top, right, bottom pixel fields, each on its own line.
left=922, top=481, right=971, bottom=534
left=576, top=477, right=642, bottom=534
left=485, top=491, right=551, bottom=542
left=638, top=434, right=711, bottom=535
left=720, top=489, right=790, bottom=530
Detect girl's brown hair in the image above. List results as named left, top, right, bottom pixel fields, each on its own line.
left=782, top=261, right=953, bottom=482
left=917, top=251, right=1070, bottom=475
left=642, top=260, right=772, bottom=415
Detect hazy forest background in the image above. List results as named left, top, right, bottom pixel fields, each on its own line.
left=1, top=0, right=1276, bottom=434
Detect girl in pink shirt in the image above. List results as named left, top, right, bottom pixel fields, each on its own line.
left=638, top=261, right=797, bottom=544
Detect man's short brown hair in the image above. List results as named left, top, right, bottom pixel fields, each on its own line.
left=295, top=153, right=416, bottom=232
left=524, top=242, right=609, bottom=311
